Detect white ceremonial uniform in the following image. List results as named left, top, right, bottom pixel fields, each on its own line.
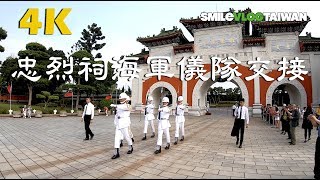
left=157, top=106, right=171, bottom=146
left=175, top=104, right=185, bottom=138
left=144, top=103, right=155, bottom=134
left=114, top=103, right=133, bottom=148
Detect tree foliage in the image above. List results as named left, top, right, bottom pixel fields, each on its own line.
left=0, top=27, right=7, bottom=52
left=36, top=91, right=59, bottom=108
left=78, top=23, right=106, bottom=54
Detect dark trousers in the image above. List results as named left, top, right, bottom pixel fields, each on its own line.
left=290, top=126, right=296, bottom=144
left=304, top=128, right=312, bottom=140
left=315, top=137, right=320, bottom=179
left=84, top=115, right=93, bottom=139
left=236, top=119, right=245, bottom=145
left=232, top=109, right=235, bottom=116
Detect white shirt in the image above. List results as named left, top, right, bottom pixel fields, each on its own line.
left=232, top=105, right=236, bottom=110
left=114, top=103, right=131, bottom=129
left=158, top=106, right=171, bottom=129
left=175, top=104, right=185, bottom=123
left=145, top=103, right=155, bottom=121
left=234, top=106, right=250, bottom=125
left=82, top=102, right=95, bottom=119
left=176, top=104, right=185, bottom=116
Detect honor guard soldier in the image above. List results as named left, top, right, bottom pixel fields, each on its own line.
left=110, top=92, right=133, bottom=159
left=126, top=95, right=135, bottom=143
left=154, top=97, right=171, bottom=154
left=142, top=96, right=156, bottom=140
left=174, top=96, right=185, bottom=145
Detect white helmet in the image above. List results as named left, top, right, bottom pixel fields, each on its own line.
left=119, top=92, right=128, bottom=100
left=162, top=97, right=169, bottom=103
left=178, top=96, right=183, bottom=101
left=148, top=96, right=153, bottom=101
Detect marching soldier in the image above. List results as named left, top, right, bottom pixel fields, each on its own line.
left=154, top=97, right=171, bottom=154
left=126, top=95, right=135, bottom=143
left=174, top=96, right=185, bottom=145
left=110, top=92, right=133, bottom=159
left=142, top=96, right=156, bottom=140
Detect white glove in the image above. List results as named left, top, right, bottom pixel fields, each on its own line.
left=110, top=104, right=116, bottom=108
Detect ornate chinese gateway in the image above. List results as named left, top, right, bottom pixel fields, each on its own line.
left=130, top=8, right=320, bottom=116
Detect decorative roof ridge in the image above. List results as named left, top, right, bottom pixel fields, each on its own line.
left=137, top=26, right=182, bottom=41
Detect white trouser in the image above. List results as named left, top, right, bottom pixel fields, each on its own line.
left=175, top=122, right=185, bottom=138
left=157, top=128, right=170, bottom=146
left=115, top=127, right=132, bottom=148
left=144, top=120, right=155, bottom=134
left=120, top=126, right=133, bottom=140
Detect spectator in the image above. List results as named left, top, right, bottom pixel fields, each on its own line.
left=307, top=114, right=320, bottom=179
left=316, top=104, right=320, bottom=118
left=22, top=105, right=27, bottom=118
left=274, top=106, right=280, bottom=129
left=104, top=106, right=109, bottom=116
left=287, top=104, right=300, bottom=145
left=302, top=106, right=313, bottom=142
left=27, top=105, right=32, bottom=118
left=232, top=103, right=237, bottom=117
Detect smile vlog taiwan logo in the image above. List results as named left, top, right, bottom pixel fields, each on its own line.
left=200, top=12, right=308, bottom=22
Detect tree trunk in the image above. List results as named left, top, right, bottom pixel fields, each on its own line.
left=28, top=84, right=32, bottom=106
left=75, top=77, right=80, bottom=110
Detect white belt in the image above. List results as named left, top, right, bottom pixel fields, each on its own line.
left=176, top=114, right=184, bottom=116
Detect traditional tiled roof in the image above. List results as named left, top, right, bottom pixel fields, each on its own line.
left=242, top=36, right=265, bottom=48
left=299, top=33, right=320, bottom=52
left=137, top=27, right=189, bottom=47
left=173, top=42, right=194, bottom=54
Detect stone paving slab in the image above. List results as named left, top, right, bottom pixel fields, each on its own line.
left=0, top=108, right=317, bottom=179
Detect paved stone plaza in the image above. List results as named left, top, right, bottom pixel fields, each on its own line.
left=0, top=108, right=316, bottom=179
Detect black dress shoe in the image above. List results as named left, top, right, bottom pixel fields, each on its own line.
left=127, top=147, right=133, bottom=154
left=142, top=136, right=146, bottom=140
left=174, top=141, right=177, bottom=145
left=151, top=133, right=155, bottom=138
left=236, top=140, right=239, bottom=145
left=238, top=145, right=242, bottom=148
left=165, top=144, right=170, bottom=150
left=111, top=154, right=120, bottom=159
left=154, top=147, right=161, bottom=154
left=180, top=136, right=184, bottom=141
left=90, top=134, right=94, bottom=140
left=131, top=138, right=134, bottom=143
left=120, top=141, right=123, bottom=147
left=83, top=138, right=89, bottom=141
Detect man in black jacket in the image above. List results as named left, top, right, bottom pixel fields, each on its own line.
left=287, top=104, right=300, bottom=145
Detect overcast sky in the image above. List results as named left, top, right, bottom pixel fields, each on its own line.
left=0, top=1, right=318, bottom=89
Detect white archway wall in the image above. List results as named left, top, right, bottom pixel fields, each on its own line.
left=266, top=78, right=307, bottom=108
left=148, top=81, right=177, bottom=109
left=192, top=73, right=250, bottom=108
